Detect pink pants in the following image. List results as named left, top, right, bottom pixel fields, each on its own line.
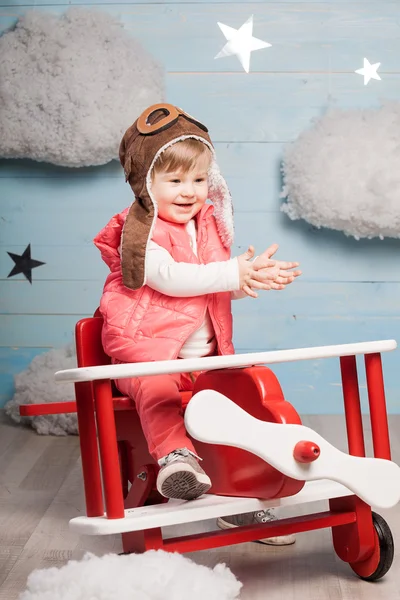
left=115, top=372, right=198, bottom=462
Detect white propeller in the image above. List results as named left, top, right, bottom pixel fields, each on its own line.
left=185, top=390, right=400, bottom=509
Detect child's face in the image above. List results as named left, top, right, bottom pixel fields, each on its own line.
left=151, top=165, right=209, bottom=224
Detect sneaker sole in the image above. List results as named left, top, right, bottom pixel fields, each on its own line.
left=157, top=465, right=211, bottom=501
left=216, top=517, right=296, bottom=546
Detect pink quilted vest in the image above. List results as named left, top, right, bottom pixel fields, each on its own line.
left=94, top=204, right=235, bottom=363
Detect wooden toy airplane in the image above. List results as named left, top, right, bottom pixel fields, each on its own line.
left=21, top=322, right=399, bottom=582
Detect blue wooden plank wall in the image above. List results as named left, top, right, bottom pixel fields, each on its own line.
left=1, top=1, right=400, bottom=413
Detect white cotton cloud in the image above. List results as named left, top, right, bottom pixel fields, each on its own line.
left=19, top=551, right=242, bottom=600
left=280, top=102, right=400, bottom=240
left=5, top=346, right=78, bottom=436
left=0, top=8, right=164, bottom=167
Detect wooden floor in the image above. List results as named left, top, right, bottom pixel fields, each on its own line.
left=1, top=412, right=399, bottom=599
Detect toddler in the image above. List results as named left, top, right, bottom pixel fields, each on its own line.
left=94, top=104, right=301, bottom=544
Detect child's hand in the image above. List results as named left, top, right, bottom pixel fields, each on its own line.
left=237, top=246, right=280, bottom=298
left=253, top=244, right=302, bottom=291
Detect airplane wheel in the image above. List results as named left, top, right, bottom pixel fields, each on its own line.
left=350, top=512, right=394, bottom=581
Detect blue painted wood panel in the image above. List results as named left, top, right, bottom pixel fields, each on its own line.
left=1, top=0, right=399, bottom=410
left=1, top=312, right=398, bottom=349
left=4, top=1, right=377, bottom=6
left=166, top=74, right=400, bottom=142
left=0, top=143, right=286, bottom=209
left=1, top=282, right=399, bottom=317
left=1, top=4, right=400, bottom=73
left=2, top=208, right=400, bottom=283
left=0, top=245, right=109, bottom=281
left=2, top=148, right=400, bottom=284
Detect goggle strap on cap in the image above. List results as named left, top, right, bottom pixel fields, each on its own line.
left=136, top=103, right=208, bottom=135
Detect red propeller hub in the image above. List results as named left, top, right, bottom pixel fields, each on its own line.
left=293, top=440, right=321, bottom=463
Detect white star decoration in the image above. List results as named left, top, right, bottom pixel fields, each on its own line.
left=215, top=15, right=271, bottom=73
left=355, top=58, right=381, bottom=85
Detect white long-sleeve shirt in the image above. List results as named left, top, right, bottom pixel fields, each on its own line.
left=145, top=219, right=245, bottom=358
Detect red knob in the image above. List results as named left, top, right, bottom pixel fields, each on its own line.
left=293, top=440, right=321, bottom=463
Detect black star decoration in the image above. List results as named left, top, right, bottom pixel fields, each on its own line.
left=7, top=244, right=46, bottom=284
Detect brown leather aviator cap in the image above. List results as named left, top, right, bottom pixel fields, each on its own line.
left=118, top=103, right=234, bottom=290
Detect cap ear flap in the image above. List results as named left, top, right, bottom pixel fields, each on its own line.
left=207, top=158, right=234, bottom=248
left=123, top=154, right=133, bottom=182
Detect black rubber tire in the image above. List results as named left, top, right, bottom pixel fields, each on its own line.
left=352, top=512, right=394, bottom=581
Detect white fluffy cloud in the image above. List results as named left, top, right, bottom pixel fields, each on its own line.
left=280, top=102, right=400, bottom=240
left=5, top=346, right=78, bottom=436
left=0, top=8, right=164, bottom=167
left=20, top=551, right=242, bottom=600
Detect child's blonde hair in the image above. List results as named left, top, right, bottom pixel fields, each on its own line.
left=152, top=138, right=212, bottom=177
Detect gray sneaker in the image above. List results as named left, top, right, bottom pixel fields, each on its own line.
left=217, top=508, right=296, bottom=546
left=156, top=448, right=211, bottom=501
